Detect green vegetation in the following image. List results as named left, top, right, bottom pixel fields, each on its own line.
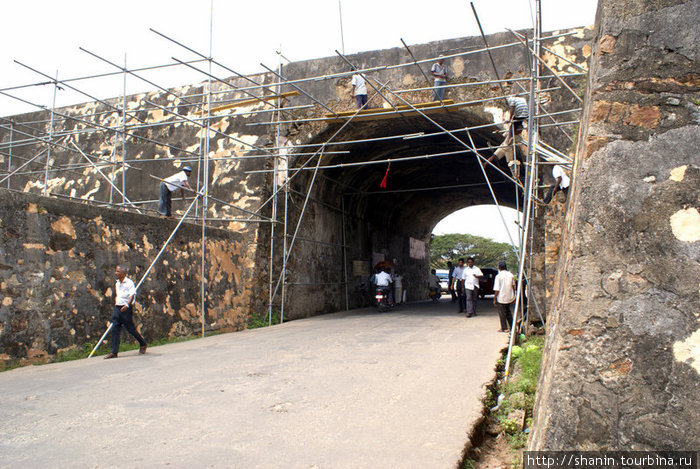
left=247, top=310, right=281, bottom=329
left=58, top=334, right=200, bottom=361
left=430, top=233, right=518, bottom=270
left=494, top=336, right=544, bottom=455
left=0, top=334, right=206, bottom=372
left=2, top=311, right=282, bottom=372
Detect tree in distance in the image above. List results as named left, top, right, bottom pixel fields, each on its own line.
left=430, top=233, right=518, bottom=269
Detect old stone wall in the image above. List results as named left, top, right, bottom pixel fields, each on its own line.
left=530, top=0, right=699, bottom=450
left=0, top=190, right=263, bottom=366
left=0, top=28, right=591, bottom=327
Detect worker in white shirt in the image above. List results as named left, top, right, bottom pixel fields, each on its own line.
left=158, top=166, right=193, bottom=218
left=351, top=66, right=368, bottom=109
left=451, top=258, right=466, bottom=313
left=543, top=164, right=571, bottom=204
left=104, top=265, right=147, bottom=359
left=375, top=267, right=394, bottom=305
left=493, top=261, right=516, bottom=332
left=483, top=95, right=529, bottom=181
left=430, top=55, right=448, bottom=101
left=461, top=257, right=483, bottom=318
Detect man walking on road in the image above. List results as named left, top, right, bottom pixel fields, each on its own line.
left=104, top=265, right=147, bottom=359
left=451, top=258, right=466, bottom=313
left=462, top=257, right=483, bottom=318
left=493, top=261, right=516, bottom=332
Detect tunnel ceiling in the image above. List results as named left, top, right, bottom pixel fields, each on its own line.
left=293, top=109, right=523, bottom=238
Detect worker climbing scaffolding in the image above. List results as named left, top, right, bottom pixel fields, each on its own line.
left=483, top=94, right=529, bottom=182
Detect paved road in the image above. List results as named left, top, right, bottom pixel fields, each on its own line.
left=0, top=297, right=507, bottom=469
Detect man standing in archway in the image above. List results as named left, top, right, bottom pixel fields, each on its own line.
left=447, top=261, right=457, bottom=302
left=451, top=258, right=465, bottom=313
left=493, top=261, right=516, bottom=332
left=462, top=257, right=483, bottom=318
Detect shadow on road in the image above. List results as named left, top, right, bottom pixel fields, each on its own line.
left=318, top=295, right=500, bottom=320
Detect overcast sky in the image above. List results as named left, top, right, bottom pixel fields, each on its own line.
left=1, top=0, right=596, bottom=242
left=1, top=0, right=597, bottom=116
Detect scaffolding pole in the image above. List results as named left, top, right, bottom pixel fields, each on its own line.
left=42, top=70, right=58, bottom=196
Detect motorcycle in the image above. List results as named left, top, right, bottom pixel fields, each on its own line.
left=429, top=287, right=440, bottom=302
left=375, top=287, right=392, bottom=312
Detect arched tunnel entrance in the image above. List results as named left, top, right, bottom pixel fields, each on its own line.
left=279, top=109, right=525, bottom=318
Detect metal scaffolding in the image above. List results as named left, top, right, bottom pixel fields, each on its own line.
left=0, top=0, right=580, bottom=370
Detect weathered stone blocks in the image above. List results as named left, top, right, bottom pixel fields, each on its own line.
left=530, top=0, right=700, bottom=451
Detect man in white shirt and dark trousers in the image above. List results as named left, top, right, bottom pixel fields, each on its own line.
left=493, top=261, right=516, bottom=332
left=431, top=55, right=448, bottom=101
left=158, top=166, right=193, bottom=217
left=462, top=257, right=483, bottom=318
left=104, top=266, right=147, bottom=359
left=451, top=258, right=466, bottom=313
left=351, top=67, right=368, bottom=109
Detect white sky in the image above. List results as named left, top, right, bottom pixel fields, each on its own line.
left=1, top=0, right=595, bottom=241
left=1, top=0, right=597, bottom=116
left=432, top=205, right=522, bottom=244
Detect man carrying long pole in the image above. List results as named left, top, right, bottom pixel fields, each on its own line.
left=103, top=265, right=147, bottom=359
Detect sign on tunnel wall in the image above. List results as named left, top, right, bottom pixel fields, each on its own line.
left=409, top=237, right=427, bottom=260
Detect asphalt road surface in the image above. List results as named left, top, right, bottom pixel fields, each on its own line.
left=0, top=297, right=507, bottom=469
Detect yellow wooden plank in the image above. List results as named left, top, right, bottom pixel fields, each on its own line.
left=196, top=91, right=300, bottom=115
left=326, top=99, right=455, bottom=118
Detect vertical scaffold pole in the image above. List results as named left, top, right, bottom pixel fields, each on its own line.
left=527, top=0, right=543, bottom=324
left=280, top=157, right=289, bottom=324
left=200, top=0, right=214, bottom=338
left=342, top=196, right=349, bottom=311
left=42, top=70, right=58, bottom=196
left=121, top=54, right=127, bottom=205
left=7, top=123, right=13, bottom=189
left=268, top=49, right=283, bottom=326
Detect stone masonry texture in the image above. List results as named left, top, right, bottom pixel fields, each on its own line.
left=0, top=190, right=262, bottom=367
left=529, top=0, right=700, bottom=450
left=0, top=29, right=591, bottom=364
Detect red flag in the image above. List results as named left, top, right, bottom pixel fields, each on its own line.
left=380, top=162, right=390, bottom=189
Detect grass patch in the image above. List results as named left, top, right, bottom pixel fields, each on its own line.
left=247, top=310, right=281, bottom=329
left=2, top=312, right=281, bottom=372
left=491, top=335, right=545, bottom=465
left=56, top=334, right=201, bottom=361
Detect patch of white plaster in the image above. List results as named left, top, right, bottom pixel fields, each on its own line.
left=669, top=165, right=687, bottom=182
left=670, top=207, right=700, bottom=242
left=673, top=329, right=700, bottom=374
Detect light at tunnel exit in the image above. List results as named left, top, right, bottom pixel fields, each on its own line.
left=432, top=205, right=521, bottom=245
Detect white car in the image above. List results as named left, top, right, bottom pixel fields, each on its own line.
left=436, top=269, right=450, bottom=293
